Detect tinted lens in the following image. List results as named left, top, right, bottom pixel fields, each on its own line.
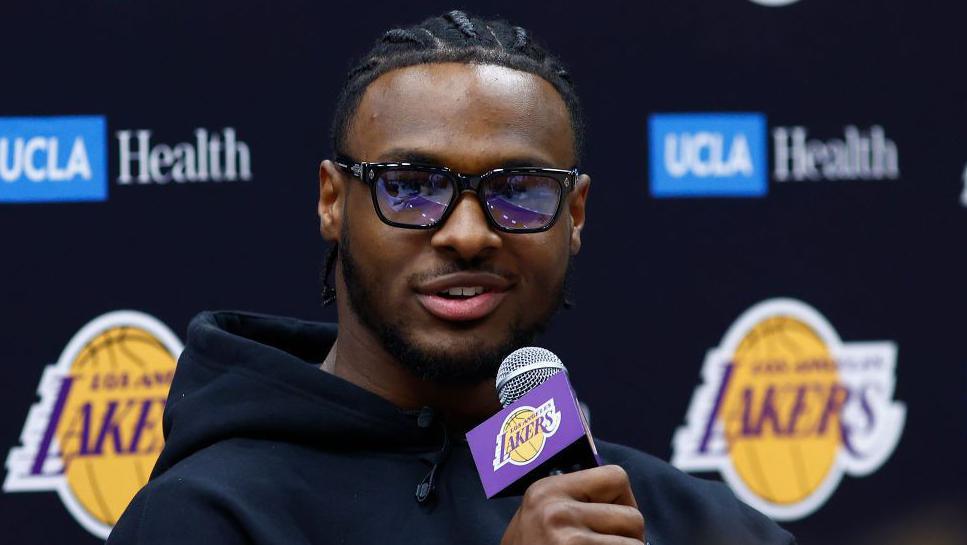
left=483, top=174, right=563, bottom=231
left=375, top=169, right=454, bottom=227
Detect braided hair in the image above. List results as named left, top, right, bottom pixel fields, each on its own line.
left=322, top=10, right=583, bottom=307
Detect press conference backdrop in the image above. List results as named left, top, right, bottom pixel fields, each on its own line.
left=1, top=0, right=965, bottom=543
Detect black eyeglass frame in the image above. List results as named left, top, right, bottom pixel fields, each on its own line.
left=333, top=155, right=580, bottom=233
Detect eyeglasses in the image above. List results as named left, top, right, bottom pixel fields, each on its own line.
left=334, top=155, right=579, bottom=233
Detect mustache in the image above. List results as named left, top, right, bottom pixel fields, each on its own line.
left=408, top=260, right=517, bottom=284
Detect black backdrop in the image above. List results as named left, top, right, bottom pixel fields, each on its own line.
left=1, top=1, right=965, bottom=543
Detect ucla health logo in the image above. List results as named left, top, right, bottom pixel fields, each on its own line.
left=493, top=399, right=561, bottom=470
left=4, top=311, right=182, bottom=538
left=672, top=299, right=905, bottom=520
left=649, top=113, right=767, bottom=198
left=0, top=116, right=107, bottom=203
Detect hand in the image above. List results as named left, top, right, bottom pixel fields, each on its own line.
left=500, top=465, right=646, bottom=545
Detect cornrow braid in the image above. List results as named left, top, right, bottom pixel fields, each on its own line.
left=444, top=9, right=478, bottom=39
left=381, top=28, right=428, bottom=48
left=511, top=26, right=528, bottom=50
left=329, top=10, right=584, bottom=162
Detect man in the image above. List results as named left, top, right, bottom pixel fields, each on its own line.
left=109, top=11, right=795, bottom=545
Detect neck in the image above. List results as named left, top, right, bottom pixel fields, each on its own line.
left=322, top=300, right=501, bottom=433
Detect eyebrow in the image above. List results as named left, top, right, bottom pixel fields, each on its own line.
left=374, top=148, right=558, bottom=170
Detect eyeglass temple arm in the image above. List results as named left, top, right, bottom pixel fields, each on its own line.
left=333, top=156, right=365, bottom=179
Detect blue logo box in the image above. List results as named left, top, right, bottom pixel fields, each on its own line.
left=0, top=116, right=107, bottom=203
left=649, top=113, right=767, bottom=198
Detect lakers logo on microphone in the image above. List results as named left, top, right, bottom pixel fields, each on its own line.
left=493, top=399, right=561, bottom=470
left=3, top=311, right=182, bottom=538
left=672, top=298, right=905, bottom=520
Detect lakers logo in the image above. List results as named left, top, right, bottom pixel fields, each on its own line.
left=3, top=311, right=182, bottom=538
left=493, top=399, right=561, bottom=470
left=672, top=298, right=905, bottom=520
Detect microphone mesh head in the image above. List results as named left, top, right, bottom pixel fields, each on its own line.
left=495, top=347, right=566, bottom=408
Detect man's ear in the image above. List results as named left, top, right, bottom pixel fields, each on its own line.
left=568, top=174, right=591, bottom=255
left=318, top=160, right=346, bottom=242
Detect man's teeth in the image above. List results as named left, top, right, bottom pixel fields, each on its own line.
left=439, top=286, right=486, bottom=297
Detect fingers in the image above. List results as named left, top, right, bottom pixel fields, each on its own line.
left=536, top=500, right=644, bottom=539
left=551, top=529, right=644, bottom=545
left=592, top=537, right=646, bottom=545
left=581, top=503, right=646, bottom=540
left=502, top=464, right=646, bottom=545
left=541, top=465, right=639, bottom=508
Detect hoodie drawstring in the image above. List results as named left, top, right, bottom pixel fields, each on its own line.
left=415, top=406, right=451, bottom=504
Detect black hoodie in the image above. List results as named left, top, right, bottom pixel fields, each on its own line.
left=107, top=311, right=795, bottom=545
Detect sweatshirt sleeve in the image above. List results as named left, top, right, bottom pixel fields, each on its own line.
left=107, top=476, right=251, bottom=545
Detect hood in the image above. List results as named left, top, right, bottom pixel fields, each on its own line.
left=152, top=311, right=444, bottom=478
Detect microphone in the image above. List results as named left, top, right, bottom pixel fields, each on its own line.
left=466, top=347, right=601, bottom=498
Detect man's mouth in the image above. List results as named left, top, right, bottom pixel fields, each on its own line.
left=415, top=274, right=513, bottom=322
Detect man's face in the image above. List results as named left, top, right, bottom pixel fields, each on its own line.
left=323, top=63, right=590, bottom=384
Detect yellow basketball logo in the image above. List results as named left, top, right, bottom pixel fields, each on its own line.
left=4, top=311, right=183, bottom=538
left=672, top=299, right=905, bottom=520
left=493, top=399, right=561, bottom=470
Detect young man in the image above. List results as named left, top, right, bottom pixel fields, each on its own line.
left=109, top=11, right=794, bottom=545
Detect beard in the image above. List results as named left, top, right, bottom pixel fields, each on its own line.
left=335, top=228, right=570, bottom=386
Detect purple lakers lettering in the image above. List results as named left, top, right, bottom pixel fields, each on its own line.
left=29, top=373, right=172, bottom=477
left=696, top=363, right=882, bottom=457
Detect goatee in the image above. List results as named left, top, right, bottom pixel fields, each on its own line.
left=333, top=228, right=569, bottom=386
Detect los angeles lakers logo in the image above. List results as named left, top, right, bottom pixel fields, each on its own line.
left=493, top=399, right=562, bottom=470
left=672, top=298, right=905, bottom=520
left=3, top=311, right=182, bottom=538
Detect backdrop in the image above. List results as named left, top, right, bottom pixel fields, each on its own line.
left=2, top=1, right=965, bottom=544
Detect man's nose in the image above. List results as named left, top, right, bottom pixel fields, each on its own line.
left=430, top=192, right=502, bottom=261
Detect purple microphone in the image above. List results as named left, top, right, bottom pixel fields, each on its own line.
left=466, top=347, right=601, bottom=498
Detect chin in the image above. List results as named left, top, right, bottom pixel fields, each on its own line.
left=384, top=323, right=529, bottom=385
